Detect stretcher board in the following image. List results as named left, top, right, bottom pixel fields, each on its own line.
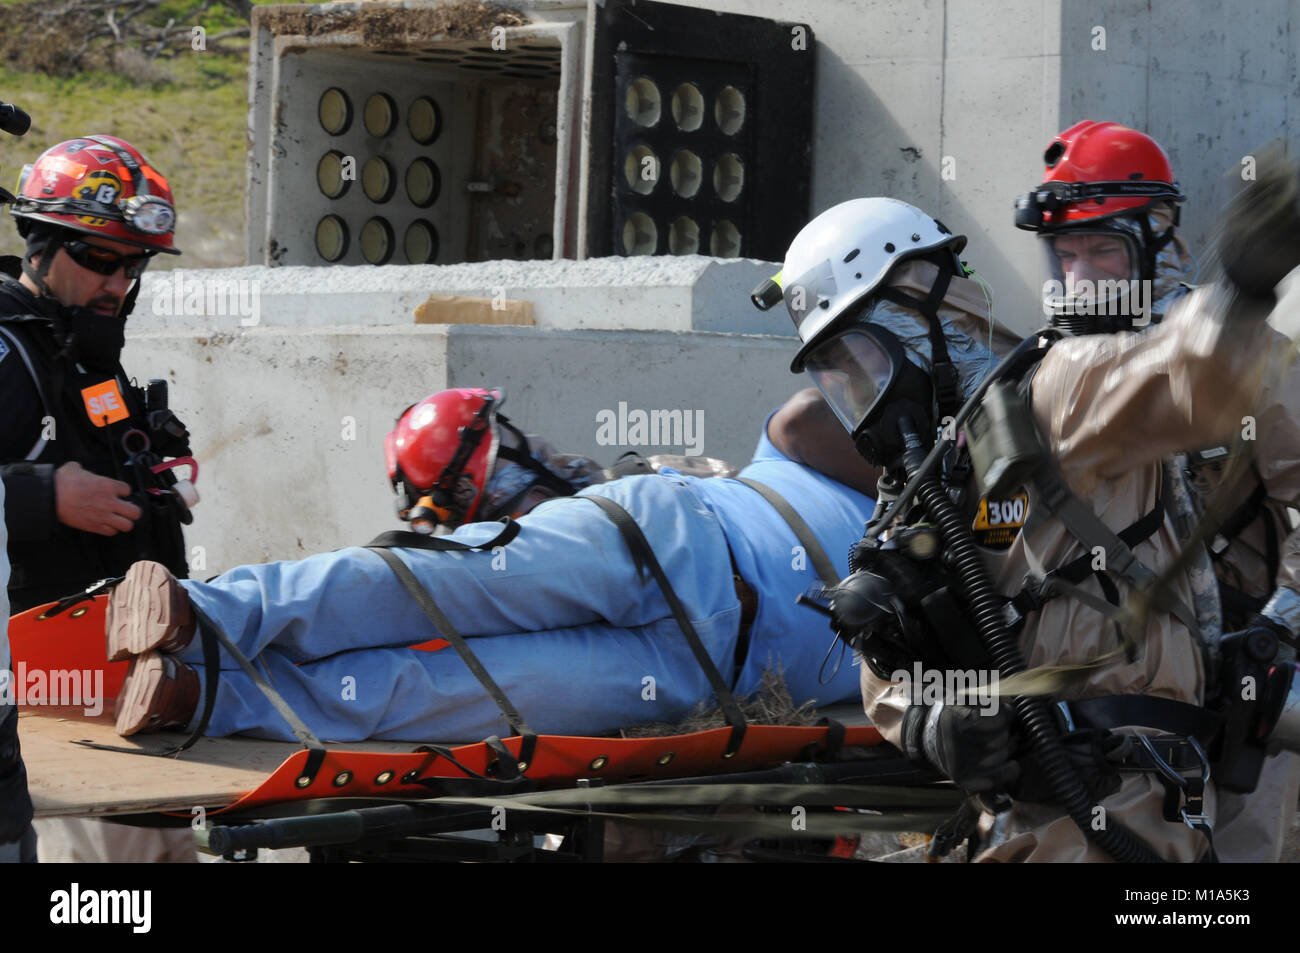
left=12, top=595, right=883, bottom=821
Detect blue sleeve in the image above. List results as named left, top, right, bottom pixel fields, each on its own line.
left=749, top=409, right=789, bottom=465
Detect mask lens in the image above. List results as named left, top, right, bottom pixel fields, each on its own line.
left=1041, top=229, right=1140, bottom=316
left=1044, top=231, right=1135, bottom=282
left=805, top=329, right=896, bottom=433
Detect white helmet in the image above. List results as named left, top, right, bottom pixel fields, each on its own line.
left=752, top=197, right=966, bottom=372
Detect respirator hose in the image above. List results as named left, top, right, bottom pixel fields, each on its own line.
left=897, top=416, right=1166, bottom=863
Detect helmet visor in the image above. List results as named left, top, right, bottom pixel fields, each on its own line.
left=803, top=329, right=897, bottom=434
left=1041, top=229, right=1141, bottom=316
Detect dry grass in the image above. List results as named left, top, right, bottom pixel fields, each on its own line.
left=0, top=52, right=248, bottom=268
left=620, top=666, right=822, bottom=738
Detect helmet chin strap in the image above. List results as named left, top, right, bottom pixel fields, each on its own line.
left=21, top=227, right=61, bottom=301
left=19, top=228, right=85, bottom=362
left=479, top=419, right=581, bottom=520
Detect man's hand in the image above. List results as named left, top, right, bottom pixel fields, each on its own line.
left=1216, top=141, right=1300, bottom=300
left=901, top=702, right=1021, bottom=794
left=54, top=461, right=141, bottom=535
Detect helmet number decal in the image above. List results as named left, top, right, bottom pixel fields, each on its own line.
left=75, top=171, right=122, bottom=227
left=81, top=379, right=129, bottom=427
left=972, top=489, right=1029, bottom=551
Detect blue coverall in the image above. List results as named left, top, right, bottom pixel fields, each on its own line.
left=175, top=423, right=875, bottom=742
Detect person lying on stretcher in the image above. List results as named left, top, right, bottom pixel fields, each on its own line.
left=108, top=387, right=879, bottom=744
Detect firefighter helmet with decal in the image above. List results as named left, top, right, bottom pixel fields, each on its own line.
left=385, top=388, right=504, bottom=527
left=9, top=135, right=181, bottom=254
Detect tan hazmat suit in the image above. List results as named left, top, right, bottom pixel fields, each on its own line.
left=1186, top=326, right=1300, bottom=863
left=860, top=281, right=1287, bottom=862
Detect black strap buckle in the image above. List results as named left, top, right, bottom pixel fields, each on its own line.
left=1137, top=734, right=1212, bottom=830
left=37, top=576, right=124, bottom=619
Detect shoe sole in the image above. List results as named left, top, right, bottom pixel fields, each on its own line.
left=105, top=561, right=194, bottom=663
left=114, top=652, right=167, bottom=736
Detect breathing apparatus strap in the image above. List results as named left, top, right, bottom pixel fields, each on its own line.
left=876, top=267, right=962, bottom=421
left=1010, top=486, right=1166, bottom=619
left=1029, top=461, right=1202, bottom=639
left=1208, top=472, right=1279, bottom=590
left=585, top=494, right=749, bottom=757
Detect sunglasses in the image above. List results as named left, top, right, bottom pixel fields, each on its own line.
left=61, top=239, right=155, bottom=279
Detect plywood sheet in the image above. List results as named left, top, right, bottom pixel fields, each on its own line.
left=20, top=709, right=412, bottom=818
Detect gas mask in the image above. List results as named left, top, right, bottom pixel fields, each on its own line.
left=802, top=321, right=936, bottom=468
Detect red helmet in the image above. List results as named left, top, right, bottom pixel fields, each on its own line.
left=1016, top=121, right=1187, bottom=332
left=385, top=388, right=503, bottom=526
left=1015, top=121, right=1184, bottom=232
left=10, top=135, right=181, bottom=254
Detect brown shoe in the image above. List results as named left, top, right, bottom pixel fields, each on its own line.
left=114, top=652, right=201, bottom=736
left=106, top=560, right=196, bottom=662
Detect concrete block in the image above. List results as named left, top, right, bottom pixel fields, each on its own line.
left=121, top=323, right=807, bottom=571
left=135, top=257, right=792, bottom=335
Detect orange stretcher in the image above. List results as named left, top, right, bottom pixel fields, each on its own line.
left=13, top=595, right=960, bottom=862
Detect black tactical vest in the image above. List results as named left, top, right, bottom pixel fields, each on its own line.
left=0, top=284, right=189, bottom=612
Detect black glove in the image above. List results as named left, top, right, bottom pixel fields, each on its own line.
left=826, top=546, right=950, bottom=677
left=1215, top=141, right=1300, bottom=301
left=900, top=701, right=1021, bottom=794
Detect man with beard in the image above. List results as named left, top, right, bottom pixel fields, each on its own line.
left=0, top=134, right=196, bottom=862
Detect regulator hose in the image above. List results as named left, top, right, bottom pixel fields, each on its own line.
left=896, top=416, right=1167, bottom=863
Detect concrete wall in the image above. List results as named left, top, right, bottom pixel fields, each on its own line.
left=661, top=0, right=1298, bottom=332
left=134, top=256, right=789, bottom=335
left=242, top=0, right=1299, bottom=330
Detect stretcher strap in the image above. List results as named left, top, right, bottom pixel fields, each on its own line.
left=74, top=600, right=328, bottom=771
left=366, top=518, right=519, bottom=552
left=365, top=546, right=537, bottom=774
left=584, top=494, right=748, bottom=757
left=735, top=478, right=840, bottom=586
left=196, top=601, right=325, bottom=753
